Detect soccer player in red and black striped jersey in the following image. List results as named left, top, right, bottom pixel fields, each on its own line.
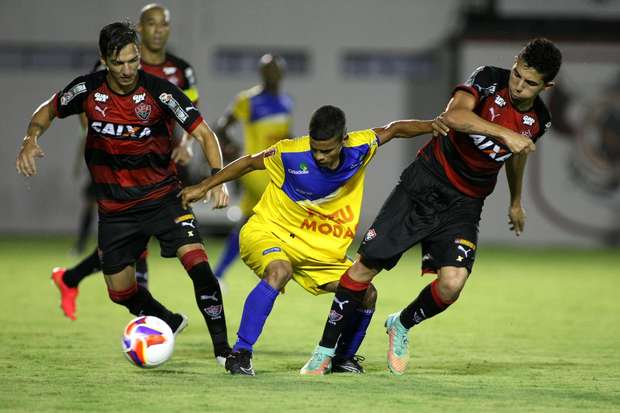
left=301, top=38, right=562, bottom=375
left=17, top=21, right=232, bottom=364
left=58, top=4, right=206, bottom=315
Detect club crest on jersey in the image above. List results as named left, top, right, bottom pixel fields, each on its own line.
left=522, top=115, right=535, bottom=126
left=135, top=103, right=151, bottom=121
left=365, top=228, right=377, bottom=242
left=94, top=92, right=109, bottom=103
left=163, top=67, right=177, bottom=75
left=60, top=82, right=86, bottom=105
left=159, top=93, right=189, bottom=123
left=494, top=95, right=506, bottom=107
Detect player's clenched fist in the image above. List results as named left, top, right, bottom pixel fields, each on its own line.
left=504, top=131, right=536, bottom=155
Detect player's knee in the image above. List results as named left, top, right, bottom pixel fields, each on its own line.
left=348, top=259, right=378, bottom=283
left=263, top=262, right=293, bottom=290
left=438, top=268, right=468, bottom=302
left=361, top=283, right=378, bottom=309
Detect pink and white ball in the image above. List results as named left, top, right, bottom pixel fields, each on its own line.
left=122, top=316, right=175, bottom=368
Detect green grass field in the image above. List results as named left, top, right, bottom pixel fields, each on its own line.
left=0, top=236, right=618, bottom=412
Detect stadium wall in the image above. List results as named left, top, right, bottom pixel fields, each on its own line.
left=2, top=0, right=616, bottom=247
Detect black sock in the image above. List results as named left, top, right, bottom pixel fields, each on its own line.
left=187, top=262, right=229, bottom=351
left=319, top=283, right=368, bottom=349
left=399, top=281, right=451, bottom=329
left=135, top=257, right=149, bottom=289
left=75, top=204, right=95, bottom=253
left=63, top=249, right=101, bottom=288
left=113, top=285, right=174, bottom=323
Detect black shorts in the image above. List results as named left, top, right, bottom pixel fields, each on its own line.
left=358, top=160, right=483, bottom=274
left=98, top=193, right=202, bottom=275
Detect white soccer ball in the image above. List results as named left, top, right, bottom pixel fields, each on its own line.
left=121, top=316, right=175, bottom=368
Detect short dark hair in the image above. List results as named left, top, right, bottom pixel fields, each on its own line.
left=99, top=21, right=139, bottom=60
left=309, top=105, right=346, bottom=141
left=518, top=38, right=562, bottom=83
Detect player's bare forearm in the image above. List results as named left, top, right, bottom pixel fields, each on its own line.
left=506, top=154, right=528, bottom=236
left=16, top=98, right=56, bottom=176
left=440, top=109, right=535, bottom=154
left=442, top=109, right=511, bottom=141
left=506, top=153, right=528, bottom=206
left=191, top=121, right=224, bottom=169
left=374, top=120, right=432, bottom=145
left=26, top=98, right=57, bottom=141
left=179, top=152, right=263, bottom=208
left=204, top=154, right=261, bottom=190
left=391, top=119, right=433, bottom=138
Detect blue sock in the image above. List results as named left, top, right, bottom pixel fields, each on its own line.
left=214, top=228, right=240, bottom=279
left=335, top=308, right=374, bottom=359
left=233, top=279, right=279, bottom=352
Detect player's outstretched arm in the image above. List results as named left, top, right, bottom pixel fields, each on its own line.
left=179, top=150, right=267, bottom=209
left=435, top=91, right=536, bottom=155
left=505, top=153, right=528, bottom=236
left=16, top=96, right=56, bottom=176
left=373, top=119, right=433, bottom=145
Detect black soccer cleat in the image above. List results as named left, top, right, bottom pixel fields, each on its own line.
left=331, top=355, right=365, bottom=374
left=168, top=313, right=189, bottom=336
left=225, top=349, right=255, bottom=376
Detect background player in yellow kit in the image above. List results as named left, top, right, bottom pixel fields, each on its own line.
left=181, top=105, right=433, bottom=375
left=213, top=54, right=293, bottom=281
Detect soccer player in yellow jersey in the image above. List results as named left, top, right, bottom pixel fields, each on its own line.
left=181, top=105, right=433, bottom=375
left=213, top=54, right=293, bottom=281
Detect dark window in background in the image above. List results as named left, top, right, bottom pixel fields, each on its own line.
left=214, top=48, right=310, bottom=76
left=0, top=44, right=98, bottom=71
left=342, top=50, right=437, bottom=79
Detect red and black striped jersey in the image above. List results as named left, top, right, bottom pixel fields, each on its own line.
left=92, top=52, right=199, bottom=104
left=53, top=70, right=204, bottom=214
left=418, top=66, right=551, bottom=198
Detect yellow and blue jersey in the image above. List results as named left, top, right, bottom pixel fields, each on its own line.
left=231, top=86, right=293, bottom=215
left=253, top=129, right=379, bottom=261
left=231, top=86, right=293, bottom=154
